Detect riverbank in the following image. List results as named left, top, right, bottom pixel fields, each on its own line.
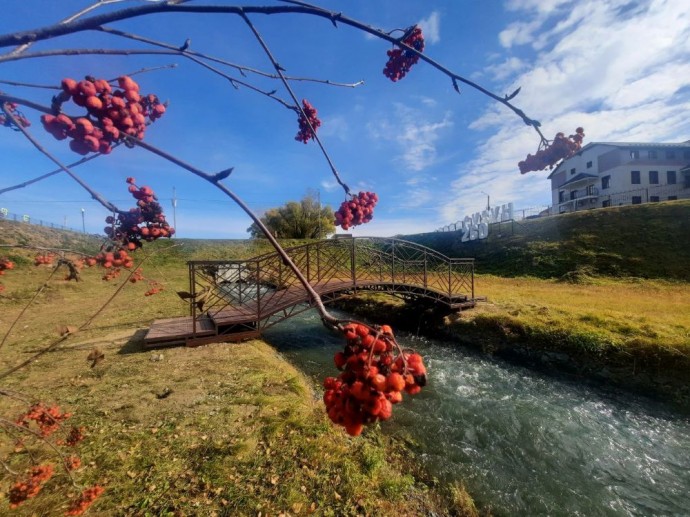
left=0, top=248, right=479, bottom=515
left=333, top=274, right=690, bottom=410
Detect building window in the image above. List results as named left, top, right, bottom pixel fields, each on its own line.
left=667, top=170, right=677, bottom=184
left=632, top=196, right=642, bottom=205
left=602, top=175, right=611, bottom=190
left=648, top=149, right=658, bottom=159
left=570, top=168, right=576, bottom=175
left=570, top=190, right=577, bottom=200
left=649, top=170, right=659, bottom=184
left=631, top=170, right=640, bottom=184
left=558, top=191, right=565, bottom=203
left=602, top=199, right=612, bottom=208
left=650, top=196, right=660, bottom=202
left=586, top=161, right=593, bottom=169
left=630, top=150, right=640, bottom=159
left=668, top=196, right=678, bottom=201
left=666, top=150, right=676, bottom=159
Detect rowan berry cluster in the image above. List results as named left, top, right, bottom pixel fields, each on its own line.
left=144, top=279, right=164, bottom=296
left=34, top=253, right=55, bottom=266
left=0, top=99, right=31, bottom=129
left=295, top=99, right=321, bottom=143
left=323, top=323, right=427, bottom=436
left=518, top=127, right=585, bottom=174
left=334, top=191, right=378, bottom=230
left=84, top=179, right=172, bottom=287
left=16, top=403, right=72, bottom=438
left=0, top=257, right=15, bottom=274
left=41, top=75, right=165, bottom=155
left=65, top=485, right=105, bottom=516
left=105, top=177, right=174, bottom=248
left=383, top=26, right=425, bottom=82
left=64, top=426, right=86, bottom=447
left=8, top=465, right=54, bottom=509
left=64, top=456, right=82, bottom=471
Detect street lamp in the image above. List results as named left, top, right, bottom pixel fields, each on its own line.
left=480, top=191, right=490, bottom=211
left=81, top=208, right=85, bottom=233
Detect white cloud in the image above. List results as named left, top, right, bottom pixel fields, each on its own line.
left=438, top=0, right=690, bottom=227
left=418, top=11, right=441, bottom=45
left=484, top=57, right=528, bottom=81
left=368, top=103, right=453, bottom=172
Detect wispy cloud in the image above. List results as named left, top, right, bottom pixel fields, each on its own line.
left=368, top=103, right=453, bottom=172
left=418, top=11, right=441, bottom=44
left=439, top=0, right=690, bottom=226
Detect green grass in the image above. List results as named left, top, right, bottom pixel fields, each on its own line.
left=405, top=199, right=690, bottom=280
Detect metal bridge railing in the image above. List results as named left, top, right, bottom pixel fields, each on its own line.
left=187, top=237, right=475, bottom=330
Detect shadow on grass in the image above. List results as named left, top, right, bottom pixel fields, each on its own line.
left=118, top=328, right=149, bottom=355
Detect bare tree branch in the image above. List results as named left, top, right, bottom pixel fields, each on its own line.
left=96, top=25, right=364, bottom=88
left=1, top=101, right=121, bottom=214
left=240, top=12, right=351, bottom=195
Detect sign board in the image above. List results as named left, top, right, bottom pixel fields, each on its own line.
left=460, top=203, right=513, bottom=242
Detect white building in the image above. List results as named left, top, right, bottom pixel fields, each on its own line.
left=548, top=141, right=690, bottom=214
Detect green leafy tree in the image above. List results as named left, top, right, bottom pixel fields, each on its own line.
left=247, top=193, right=335, bottom=239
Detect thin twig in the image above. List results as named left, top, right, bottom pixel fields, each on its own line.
left=0, top=246, right=167, bottom=381
left=0, top=266, right=60, bottom=353
left=0, top=417, right=77, bottom=486
left=97, top=25, right=364, bottom=88
left=0, top=48, right=178, bottom=65
left=1, top=103, right=121, bottom=214
left=240, top=12, right=351, bottom=195
left=123, top=134, right=338, bottom=324
left=0, top=147, right=120, bottom=196
left=0, top=79, right=59, bottom=89
left=6, top=0, right=131, bottom=57
left=80, top=244, right=179, bottom=330
left=106, top=62, right=178, bottom=82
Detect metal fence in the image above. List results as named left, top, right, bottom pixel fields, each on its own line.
left=0, top=209, right=81, bottom=233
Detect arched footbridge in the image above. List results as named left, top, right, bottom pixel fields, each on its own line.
left=145, top=237, right=476, bottom=347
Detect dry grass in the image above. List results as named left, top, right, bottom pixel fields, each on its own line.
left=474, top=274, right=690, bottom=353
left=0, top=249, right=467, bottom=516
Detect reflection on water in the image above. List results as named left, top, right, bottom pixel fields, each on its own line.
left=265, top=309, right=690, bottom=516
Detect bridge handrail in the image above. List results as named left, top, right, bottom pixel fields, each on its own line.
left=187, top=237, right=474, bottom=267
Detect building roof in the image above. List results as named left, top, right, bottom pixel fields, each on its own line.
left=548, top=140, right=690, bottom=179
left=559, top=173, right=598, bottom=188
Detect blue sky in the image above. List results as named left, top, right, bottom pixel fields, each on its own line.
left=1, top=0, right=689, bottom=238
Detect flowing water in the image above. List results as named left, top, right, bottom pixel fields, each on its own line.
left=264, top=309, right=690, bottom=516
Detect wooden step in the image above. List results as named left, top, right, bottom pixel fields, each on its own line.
left=144, top=316, right=215, bottom=347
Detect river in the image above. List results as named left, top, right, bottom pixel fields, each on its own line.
left=264, top=309, right=690, bottom=516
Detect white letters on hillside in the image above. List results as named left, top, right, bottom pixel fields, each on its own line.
left=460, top=203, right=513, bottom=242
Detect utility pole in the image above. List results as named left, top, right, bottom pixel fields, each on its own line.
left=481, top=191, right=490, bottom=211
left=172, top=187, right=177, bottom=237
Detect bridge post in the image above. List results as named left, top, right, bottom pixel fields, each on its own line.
left=190, top=262, right=197, bottom=335
left=306, top=246, right=310, bottom=282
left=448, top=261, right=452, bottom=299
left=351, top=238, right=356, bottom=287
left=316, top=244, right=321, bottom=282
left=256, top=261, right=261, bottom=326
left=391, top=241, right=395, bottom=283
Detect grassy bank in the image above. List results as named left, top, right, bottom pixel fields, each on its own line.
left=334, top=274, right=690, bottom=407
left=404, top=200, right=690, bottom=280
left=0, top=232, right=477, bottom=515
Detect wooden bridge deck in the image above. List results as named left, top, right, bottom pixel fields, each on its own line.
left=144, top=279, right=471, bottom=348
left=143, top=237, right=475, bottom=348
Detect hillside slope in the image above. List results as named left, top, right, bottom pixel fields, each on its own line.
left=404, top=200, right=690, bottom=280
